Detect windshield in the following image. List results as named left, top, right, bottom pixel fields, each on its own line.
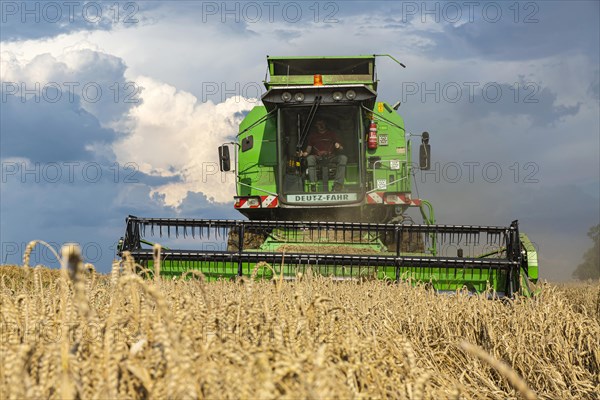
left=278, top=105, right=363, bottom=204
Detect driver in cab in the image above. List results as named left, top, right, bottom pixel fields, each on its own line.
left=300, top=118, right=347, bottom=192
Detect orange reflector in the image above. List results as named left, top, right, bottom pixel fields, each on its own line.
left=313, top=74, right=323, bottom=86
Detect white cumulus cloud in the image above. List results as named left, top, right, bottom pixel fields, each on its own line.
left=1, top=40, right=257, bottom=207
left=113, top=76, right=255, bottom=206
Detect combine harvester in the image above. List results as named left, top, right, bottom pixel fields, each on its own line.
left=119, top=55, right=538, bottom=297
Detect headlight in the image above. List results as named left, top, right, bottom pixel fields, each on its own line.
left=281, top=92, right=292, bottom=102
left=345, top=89, right=356, bottom=100
left=385, top=194, right=400, bottom=204
left=333, top=91, right=343, bottom=101
left=247, top=198, right=260, bottom=207
left=294, top=92, right=305, bottom=102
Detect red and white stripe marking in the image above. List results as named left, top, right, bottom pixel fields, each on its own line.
left=235, top=198, right=258, bottom=209
left=235, top=196, right=279, bottom=209
left=366, top=192, right=385, bottom=204
left=261, top=195, right=278, bottom=208
left=367, top=192, right=421, bottom=206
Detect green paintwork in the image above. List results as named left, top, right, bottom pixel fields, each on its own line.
left=236, top=106, right=278, bottom=197
left=237, top=56, right=412, bottom=201
left=266, top=55, right=377, bottom=90
left=236, top=101, right=414, bottom=201
left=258, top=228, right=388, bottom=253
left=141, top=259, right=511, bottom=295
left=519, top=233, right=538, bottom=282
left=368, top=103, right=412, bottom=194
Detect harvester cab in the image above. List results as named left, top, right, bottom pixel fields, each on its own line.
left=120, top=55, right=539, bottom=298
left=219, top=55, right=433, bottom=224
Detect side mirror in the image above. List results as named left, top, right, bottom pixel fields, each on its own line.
left=218, top=145, right=231, bottom=172
left=419, top=132, right=431, bottom=170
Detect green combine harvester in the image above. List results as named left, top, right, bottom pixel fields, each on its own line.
left=119, top=55, right=539, bottom=297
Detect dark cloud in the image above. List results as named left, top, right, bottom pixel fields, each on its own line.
left=506, top=184, right=599, bottom=236
left=177, top=191, right=240, bottom=219
left=383, top=1, right=599, bottom=61
left=0, top=175, right=128, bottom=268
left=0, top=94, right=116, bottom=162
left=390, top=79, right=589, bottom=169
left=1, top=49, right=138, bottom=162
left=458, top=82, right=581, bottom=127
left=453, top=1, right=599, bottom=61
left=0, top=172, right=240, bottom=272
left=589, top=70, right=599, bottom=101
left=415, top=177, right=599, bottom=280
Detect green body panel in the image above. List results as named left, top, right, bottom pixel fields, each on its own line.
left=143, top=259, right=509, bottom=294
left=258, top=228, right=388, bottom=253
left=368, top=102, right=412, bottom=193
left=519, top=233, right=538, bottom=282
left=239, top=55, right=413, bottom=205
left=236, top=101, right=413, bottom=200
left=268, top=75, right=375, bottom=87
left=236, top=106, right=277, bottom=197
left=266, top=55, right=377, bottom=90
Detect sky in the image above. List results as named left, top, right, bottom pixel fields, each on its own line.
left=0, top=1, right=598, bottom=280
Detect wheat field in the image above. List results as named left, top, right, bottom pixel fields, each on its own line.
left=1, top=245, right=599, bottom=399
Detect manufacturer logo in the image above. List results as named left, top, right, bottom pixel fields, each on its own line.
left=287, top=193, right=358, bottom=203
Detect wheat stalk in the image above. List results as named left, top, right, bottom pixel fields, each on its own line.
left=460, top=341, right=537, bottom=400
